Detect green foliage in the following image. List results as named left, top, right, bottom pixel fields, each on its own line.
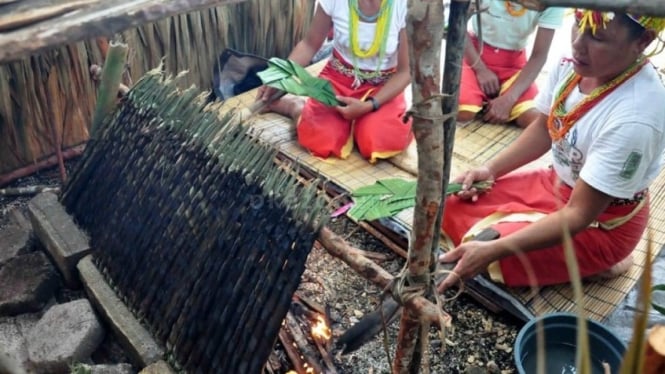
left=652, top=284, right=665, bottom=315
left=347, top=179, right=492, bottom=221
left=69, top=363, right=92, bottom=374
left=257, top=57, right=340, bottom=106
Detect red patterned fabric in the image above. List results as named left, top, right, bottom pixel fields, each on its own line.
left=442, top=168, right=648, bottom=287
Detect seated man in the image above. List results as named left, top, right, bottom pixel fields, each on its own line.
left=458, top=1, right=565, bottom=127
left=439, top=10, right=665, bottom=290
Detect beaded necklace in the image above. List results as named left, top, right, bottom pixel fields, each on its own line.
left=547, top=58, right=647, bottom=142
left=505, top=1, right=527, bottom=17
left=348, top=0, right=393, bottom=87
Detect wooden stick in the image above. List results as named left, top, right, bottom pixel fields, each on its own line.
left=91, top=41, right=128, bottom=139
left=357, top=221, right=408, bottom=259
left=0, top=144, right=85, bottom=187
left=513, top=0, right=665, bottom=16
left=318, top=227, right=451, bottom=327
left=0, top=185, right=60, bottom=197
left=0, top=0, right=248, bottom=64
left=644, top=325, right=665, bottom=374
left=284, top=312, right=325, bottom=374
left=278, top=328, right=306, bottom=374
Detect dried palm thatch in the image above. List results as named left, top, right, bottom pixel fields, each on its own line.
left=119, top=0, right=315, bottom=90
left=0, top=0, right=314, bottom=180
left=0, top=39, right=104, bottom=176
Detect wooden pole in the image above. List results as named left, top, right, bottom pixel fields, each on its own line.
left=394, top=1, right=446, bottom=372
left=512, top=0, right=665, bottom=17
left=0, top=144, right=85, bottom=188
left=317, top=227, right=452, bottom=328
left=0, top=0, right=248, bottom=64
left=91, top=41, right=128, bottom=139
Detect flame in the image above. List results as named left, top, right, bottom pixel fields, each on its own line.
left=311, top=315, right=332, bottom=341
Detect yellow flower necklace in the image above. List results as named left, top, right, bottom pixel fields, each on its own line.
left=349, top=0, right=393, bottom=59
left=505, top=1, right=527, bottom=17
left=547, top=58, right=647, bottom=142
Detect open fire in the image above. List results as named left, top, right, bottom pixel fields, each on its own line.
left=270, top=297, right=338, bottom=374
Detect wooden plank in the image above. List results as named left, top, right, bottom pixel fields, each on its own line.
left=0, top=0, right=247, bottom=64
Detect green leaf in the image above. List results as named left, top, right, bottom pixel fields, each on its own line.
left=652, top=284, right=665, bottom=315
left=347, top=179, right=493, bottom=221
left=256, top=57, right=340, bottom=106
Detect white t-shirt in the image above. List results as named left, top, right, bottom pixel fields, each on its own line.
left=469, top=0, right=565, bottom=51
left=535, top=59, right=665, bottom=199
left=318, top=0, right=406, bottom=71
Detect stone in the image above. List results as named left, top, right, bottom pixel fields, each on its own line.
left=78, top=256, right=164, bottom=367
left=138, top=360, right=175, bottom=374
left=0, top=252, right=58, bottom=316
left=73, top=363, right=134, bottom=374
left=0, top=224, right=31, bottom=267
left=27, top=299, right=105, bottom=374
left=28, top=191, right=91, bottom=287
left=0, top=320, right=31, bottom=374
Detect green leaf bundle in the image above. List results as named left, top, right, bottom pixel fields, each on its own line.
left=257, top=57, right=339, bottom=106
left=347, top=178, right=493, bottom=221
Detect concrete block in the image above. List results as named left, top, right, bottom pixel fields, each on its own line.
left=27, top=191, right=90, bottom=288
left=138, top=360, right=175, bottom=374
left=27, top=299, right=104, bottom=374
left=78, top=255, right=164, bottom=367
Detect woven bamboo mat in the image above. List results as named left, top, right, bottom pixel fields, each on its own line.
left=216, top=61, right=664, bottom=322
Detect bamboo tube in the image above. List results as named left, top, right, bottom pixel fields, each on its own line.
left=91, top=41, right=128, bottom=138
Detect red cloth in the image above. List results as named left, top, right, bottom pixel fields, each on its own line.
left=442, top=168, right=648, bottom=287
left=459, top=36, right=539, bottom=113
left=296, top=57, right=413, bottom=162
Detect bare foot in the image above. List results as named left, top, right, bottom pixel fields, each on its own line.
left=588, top=255, right=633, bottom=281
left=266, top=94, right=305, bottom=121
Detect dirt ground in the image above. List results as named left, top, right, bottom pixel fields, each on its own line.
left=0, top=162, right=521, bottom=374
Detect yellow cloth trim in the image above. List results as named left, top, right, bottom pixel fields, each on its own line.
left=369, top=150, right=403, bottom=164
left=499, top=71, right=536, bottom=121
left=462, top=211, right=547, bottom=243
left=462, top=211, right=547, bottom=284
left=509, top=100, right=535, bottom=121
left=340, top=133, right=355, bottom=159
left=459, top=104, right=483, bottom=113
left=590, top=198, right=647, bottom=231
left=499, top=73, right=518, bottom=95
left=487, top=261, right=505, bottom=284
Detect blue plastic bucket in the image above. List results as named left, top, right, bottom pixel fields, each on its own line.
left=514, top=313, right=626, bottom=374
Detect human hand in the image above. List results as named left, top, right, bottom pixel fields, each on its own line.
left=475, top=67, right=500, bottom=97
left=437, top=240, right=494, bottom=292
left=334, top=96, right=372, bottom=120
left=483, top=95, right=515, bottom=124
left=452, top=165, right=495, bottom=201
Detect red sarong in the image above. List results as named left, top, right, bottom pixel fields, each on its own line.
left=296, top=56, right=413, bottom=163
left=459, top=36, right=539, bottom=121
left=441, top=168, right=648, bottom=287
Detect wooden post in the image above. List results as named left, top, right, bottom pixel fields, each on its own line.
left=512, top=0, right=665, bottom=16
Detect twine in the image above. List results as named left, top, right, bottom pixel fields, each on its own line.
left=404, top=94, right=455, bottom=122
left=377, top=261, right=464, bottom=364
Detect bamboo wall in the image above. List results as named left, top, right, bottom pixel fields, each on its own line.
left=0, top=0, right=315, bottom=177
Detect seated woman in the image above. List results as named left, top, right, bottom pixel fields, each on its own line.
left=438, top=10, right=665, bottom=291
left=458, top=1, right=565, bottom=127
left=258, top=0, right=413, bottom=163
